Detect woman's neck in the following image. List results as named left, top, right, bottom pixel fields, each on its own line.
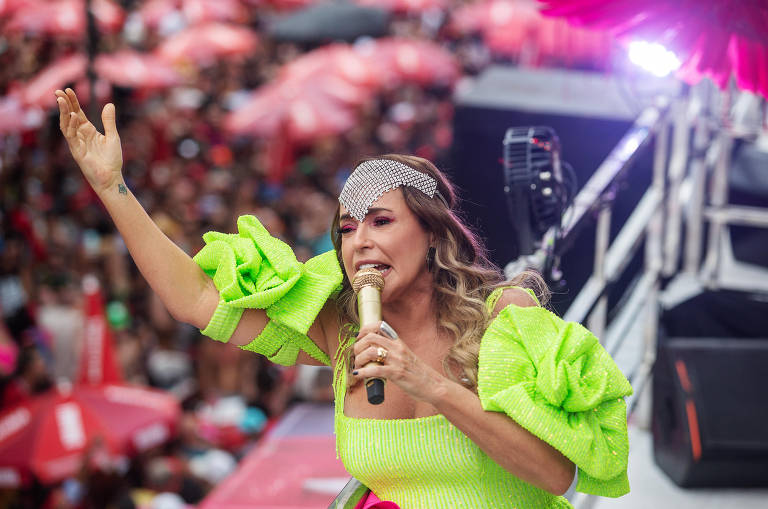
left=381, top=276, right=442, bottom=348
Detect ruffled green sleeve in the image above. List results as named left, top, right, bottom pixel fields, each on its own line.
left=477, top=304, right=633, bottom=497
left=193, top=215, right=343, bottom=366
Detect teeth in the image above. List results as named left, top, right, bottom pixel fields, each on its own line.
left=359, top=264, right=377, bottom=270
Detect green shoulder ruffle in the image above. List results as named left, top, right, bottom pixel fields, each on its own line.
left=193, top=215, right=343, bottom=366
left=477, top=304, right=633, bottom=497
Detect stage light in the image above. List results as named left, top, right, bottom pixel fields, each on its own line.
left=502, top=126, right=575, bottom=256
left=628, top=41, right=681, bottom=77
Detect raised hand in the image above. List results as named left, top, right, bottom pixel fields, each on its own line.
left=55, top=88, right=124, bottom=195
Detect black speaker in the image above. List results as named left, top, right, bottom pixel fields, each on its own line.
left=653, top=291, right=768, bottom=487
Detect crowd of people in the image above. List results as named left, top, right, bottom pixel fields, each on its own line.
left=0, top=3, right=490, bottom=508
left=0, top=1, right=616, bottom=508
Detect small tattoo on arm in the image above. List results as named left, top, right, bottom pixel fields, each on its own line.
left=118, top=183, right=127, bottom=195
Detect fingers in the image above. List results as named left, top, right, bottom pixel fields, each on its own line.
left=101, top=103, right=118, bottom=139
left=354, top=344, right=389, bottom=370
left=56, top=96, right=69, bottom=132
left=65, top=88, right=84, bottom=118
left=353, top=331, right=395, bottom=356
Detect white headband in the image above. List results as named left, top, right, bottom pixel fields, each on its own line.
left=339, top=159, right=447, bottom=221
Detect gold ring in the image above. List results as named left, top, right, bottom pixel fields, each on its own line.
left=375, top=347, right=388, bottom=364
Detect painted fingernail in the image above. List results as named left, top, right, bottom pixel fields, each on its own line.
left=352, top=370, right=358, bottom=376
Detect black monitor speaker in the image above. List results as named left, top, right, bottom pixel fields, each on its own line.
left=653, top=290, right=768, bottom=487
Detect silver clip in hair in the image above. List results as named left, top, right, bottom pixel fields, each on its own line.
left=339, top=159, right=447, bottom=221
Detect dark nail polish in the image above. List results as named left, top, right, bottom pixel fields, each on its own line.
left=352, top=370, right=358, bottom=375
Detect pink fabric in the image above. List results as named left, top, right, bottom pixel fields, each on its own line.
left=353, top=492, right=400, bottom=509
left=539, top=0, right=768, bottom=99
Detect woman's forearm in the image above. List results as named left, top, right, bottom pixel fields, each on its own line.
left=96, top=180, right=217, bottom=329
left=429, top=379, right=575, bottom=496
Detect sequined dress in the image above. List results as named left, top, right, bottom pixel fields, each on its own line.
left=194, top=216, right=633, bottom=508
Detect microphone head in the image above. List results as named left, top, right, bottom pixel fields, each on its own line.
left=352, top=267, right=384, bottom=293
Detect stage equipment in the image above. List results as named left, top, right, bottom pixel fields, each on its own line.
left=352, top=268, right=386, bottom=405
left=653, top=290, right=768, bottom=487
left=502, top=126, right=576, bottom=284
left=452, top=67, right=677, bottom=311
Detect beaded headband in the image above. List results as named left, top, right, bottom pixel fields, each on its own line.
left=339, top=159, right=448, bottom=221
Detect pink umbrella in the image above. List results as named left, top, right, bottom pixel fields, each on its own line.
left=365, top=38, right=459, bottom=87
left=155, top=22, right=259, bottom=66
left=539, top=0, right=768, bottom=98
left=5, top=0, right=124, bottom=37
left=95, top=50, right=183, bottom=89
left=451, top=0, right=613, bottom=68
left=140, top=0, right=248, bottom=28
left=278, top=43, right=380, bottom=89
left=20, top=54, right=87, bottom=108
left=226, top=44, right=377, bottom=141
left=183, top=0, right=248, bottom=25
left=355, top=0, right=447, bottom=14
left=225, top=79, right=363, bottom=142
left=0, top=0, right=31, bottom=18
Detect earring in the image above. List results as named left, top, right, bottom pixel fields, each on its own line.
left=426, top=246, right=436, bottom=271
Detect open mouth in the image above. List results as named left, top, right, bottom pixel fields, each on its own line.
left=357, top=263, right=391, bottom=276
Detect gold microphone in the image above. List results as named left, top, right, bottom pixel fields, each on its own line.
left=352, top=267, right=386, bottom=405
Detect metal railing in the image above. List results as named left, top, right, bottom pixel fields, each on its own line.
left=505, top=82, right=768, bottom=508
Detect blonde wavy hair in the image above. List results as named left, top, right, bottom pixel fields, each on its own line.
left=331, top=154, right=549, bottom=389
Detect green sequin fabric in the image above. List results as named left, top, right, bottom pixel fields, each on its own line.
left=333, top=287, right=632, bottom=507
left=193, top=214, right=342, bottom=365
left=195, top=219, right=633, bottom=506
left=477, top=303, right=634, bottom=497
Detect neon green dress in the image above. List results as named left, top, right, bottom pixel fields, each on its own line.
left=194, top=215, right=633, bottom=508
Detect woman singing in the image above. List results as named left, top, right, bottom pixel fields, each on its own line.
left=56, top=88, right=632, bottom=508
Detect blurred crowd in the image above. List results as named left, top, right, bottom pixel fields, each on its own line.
left=0, top=1, right=617, bottom=507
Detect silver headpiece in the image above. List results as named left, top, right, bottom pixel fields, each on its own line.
left=339, top=159, right=446, bottom=221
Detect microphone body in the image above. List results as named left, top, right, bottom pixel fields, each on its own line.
left=352, top=269, right=386, bottom=405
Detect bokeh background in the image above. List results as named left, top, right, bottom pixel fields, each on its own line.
left=1, top=1, right=767, bottom=508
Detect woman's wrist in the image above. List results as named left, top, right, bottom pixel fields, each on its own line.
left=424, top=373, right=464, bottom=408
left=94, top=175, right=128, bottom=199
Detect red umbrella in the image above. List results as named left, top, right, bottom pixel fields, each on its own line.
left=20, top=54, right=86, bottom=108
left=155, top=22, right=259, bottom=66
left=95, top=50, right=183, bottom=89
left=355, top=0, right=447, bottom=14
left=77, top=275, right=123, bottom=386
left=5, top=0, right=124, bottom=37
left=539, top=0, right=768, bottom=98
left=0, top=383, right=180, bottom=486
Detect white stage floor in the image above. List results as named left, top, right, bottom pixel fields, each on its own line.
left=591, top=424, right=768, bottom=509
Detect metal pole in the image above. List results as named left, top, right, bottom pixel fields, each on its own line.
left=662, top=96, right=693, bottom=276
left=701, top=129, right=734, bottom=285
left=85, top=0, right=99, bottom=125
left=588, top=205, right=611, bottom=341
left=683, top=88, right=711, bottom=274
